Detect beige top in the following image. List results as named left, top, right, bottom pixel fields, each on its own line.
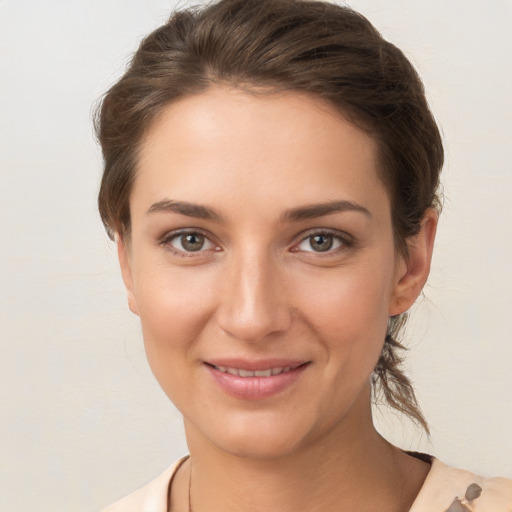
left=102, top=456, right=512, bottom=512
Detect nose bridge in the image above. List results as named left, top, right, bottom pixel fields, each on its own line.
left=218, top=242, right=291, bottom=342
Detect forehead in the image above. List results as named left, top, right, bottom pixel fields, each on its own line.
left=132, top=86, right=388, bottom=218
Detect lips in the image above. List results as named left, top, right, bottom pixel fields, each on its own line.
left=205, top=359, right=310, bottom=400
left=211, top=364, right=299, bottom=377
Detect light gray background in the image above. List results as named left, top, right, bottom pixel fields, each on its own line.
left=1, top=1, right=511, bottom=510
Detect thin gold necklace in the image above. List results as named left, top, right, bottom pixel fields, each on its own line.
left=188, top=463, right=193, bottom=512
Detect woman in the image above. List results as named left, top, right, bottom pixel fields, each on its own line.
left=96, top=0, right=512, bottom=510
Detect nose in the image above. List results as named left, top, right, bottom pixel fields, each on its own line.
left=216, top=249, right=292, bottom=343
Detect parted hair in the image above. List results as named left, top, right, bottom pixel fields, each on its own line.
left=96, top=0, right=443, bottom=433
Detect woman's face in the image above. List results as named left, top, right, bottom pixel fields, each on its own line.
left=119, top=87, right=426, bottom=458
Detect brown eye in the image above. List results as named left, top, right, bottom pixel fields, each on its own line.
left=295, top=232, right=345, bottom=254
left=181, top=233, right=205, bottom=251
left=167, top=232, right=215, bottom=253
left=309, top=234, right=334, bottom=252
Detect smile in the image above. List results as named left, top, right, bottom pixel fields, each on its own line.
left=206, top=361, right=310, bottom=400
left=212, top=365, right=298, bottom=377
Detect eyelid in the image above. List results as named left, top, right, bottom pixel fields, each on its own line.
left=291, top=228, right=354, bottom=254
left=159, top=228, right=221, bottom=256
left=158, top=227, right=354, bottom=257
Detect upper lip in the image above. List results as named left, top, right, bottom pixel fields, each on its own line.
left=205, top=358, right=309, bottom=371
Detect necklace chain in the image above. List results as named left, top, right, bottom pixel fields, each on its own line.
left=188, top=462, right=193, bottom=512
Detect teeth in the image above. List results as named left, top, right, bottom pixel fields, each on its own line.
left=214, top=365, right=295, bottom=377
left=255, top=369, right=272, bottom=377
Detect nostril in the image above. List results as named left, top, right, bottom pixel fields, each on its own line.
left=215, top=260, right=292, bottom=342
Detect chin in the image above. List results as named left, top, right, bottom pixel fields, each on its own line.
left=186, top=407, right=334, bottom=461
left=214, top=429, right=308, bottom=460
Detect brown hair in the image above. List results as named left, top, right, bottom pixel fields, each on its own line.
left=95, top=0, right=443, bottom=433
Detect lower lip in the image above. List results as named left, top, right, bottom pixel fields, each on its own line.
left=206, top=364, right=309, bottom=400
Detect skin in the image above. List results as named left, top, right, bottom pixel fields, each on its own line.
left=118, top=86, right=437, bottom=511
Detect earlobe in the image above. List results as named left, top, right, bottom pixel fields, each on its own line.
left=389, top=209, right=438, bottom=316
left=117, top=234, right=140, bottom=316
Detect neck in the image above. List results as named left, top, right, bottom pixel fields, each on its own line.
left=175, top=393, right=429, bottom=512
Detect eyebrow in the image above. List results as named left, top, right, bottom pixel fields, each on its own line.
left=280, top=200, right=371, bottom=222
left=146, top=198, right=371, bottom=223
left=147, top=199, right=224, bottom=222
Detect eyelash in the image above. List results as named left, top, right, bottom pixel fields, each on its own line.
left=159, top=228, right=354, bottom=257
left=292, top=228, right=354, bottom=255
left=159, top=229, right=219, bottom=258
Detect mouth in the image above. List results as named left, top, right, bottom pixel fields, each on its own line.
left=209, top=364, right=303, bottom=378
left=205, top=360, right=310, bottom=400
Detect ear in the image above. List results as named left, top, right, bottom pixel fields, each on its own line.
left=389, top=209, right=438, bottom=316
left=117, top=234, right=140, bottom=316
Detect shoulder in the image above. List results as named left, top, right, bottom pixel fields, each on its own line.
left=101, top=457, right=188, bottom=512
left=410, top=457, right=512, bottom=512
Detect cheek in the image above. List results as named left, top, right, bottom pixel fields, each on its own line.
left=300, top=266, right=392, bottom=334
left=132, top=263, right=218, bottom=369
left=132, top=269, right=218, bottom=410
left=295, top=262, right=394, bottom=379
